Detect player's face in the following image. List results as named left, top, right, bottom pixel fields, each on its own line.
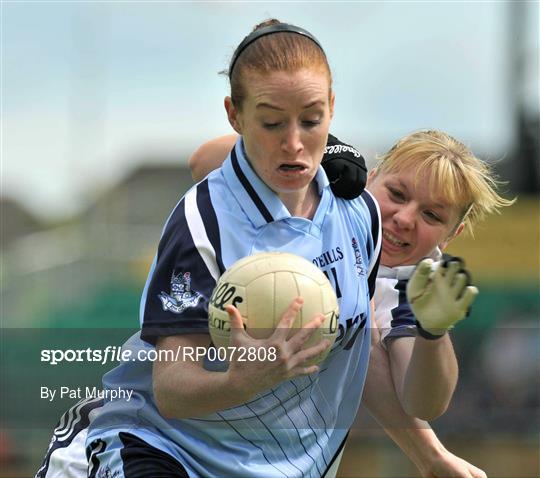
left=368, top=169, right=463, bottom=267
left=225, top=68, right=334, bottom=196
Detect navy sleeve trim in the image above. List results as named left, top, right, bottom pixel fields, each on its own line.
left=383, top=326, right=417, bottom=344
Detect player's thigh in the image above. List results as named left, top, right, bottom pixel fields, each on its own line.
left=87, top=432, right=189, bottom=478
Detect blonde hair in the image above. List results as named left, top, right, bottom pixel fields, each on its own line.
left=374, top=130, right=516, bottom=236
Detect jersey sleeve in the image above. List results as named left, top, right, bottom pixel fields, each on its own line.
left=140, top=180, right=225, bottom=345
left=360, top=190, right=382, bottom=299
left=374, top=276, right=417, bottom=348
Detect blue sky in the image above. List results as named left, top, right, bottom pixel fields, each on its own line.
left=2, top=1, right=536, bottom=219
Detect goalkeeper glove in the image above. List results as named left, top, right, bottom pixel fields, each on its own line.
left=322, top=134, right=367, bottom=199
left=406, top=256, right=478, bottom=338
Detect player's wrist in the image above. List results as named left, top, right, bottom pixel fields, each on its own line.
left=415, top=320, right=447, bottom=340
left=402, top=426, right=447, bottom=473
left=223, top=367, right=259, bottom=403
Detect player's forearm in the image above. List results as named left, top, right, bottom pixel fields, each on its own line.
left=153, top=335, right=254, bottom=419
left=154, top=362, right=254, bottom=419
left=382, top=425, right=449, bottom=475
left=402, top=335, right=458, bottom=420
left=364, top=339, right=420, bottom=429
left=401, top=256, right=475, bottom=420
left=363, top=340, right=446, bottom=474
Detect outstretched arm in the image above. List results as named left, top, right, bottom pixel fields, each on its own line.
left=375, top=257, right=477, bottom=420
left=393, top=257, right=478, bottom=419
left=387, top=335, right=458, bottom=420
left=364, top=304, right=486, bottom=478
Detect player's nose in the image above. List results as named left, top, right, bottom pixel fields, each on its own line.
left=393, top=204, right=416, bottom=230
left=281, top=125, right=304, bottom=155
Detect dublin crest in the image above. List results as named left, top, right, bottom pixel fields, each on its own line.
left=159, top=271, right=203, bottom=314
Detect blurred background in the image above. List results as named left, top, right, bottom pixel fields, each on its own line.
left=1, top=1, right=538, bottom=477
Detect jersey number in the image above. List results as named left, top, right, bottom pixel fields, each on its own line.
left=323, top=267, right=342, bottom=299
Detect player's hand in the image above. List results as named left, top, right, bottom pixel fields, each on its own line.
left=407, top=257, right=478, bottom=336
left=322, top=134, right=367, bottom=199
left=224, top=298, right=330, bottom=394
left=421, top=448, right=487, bottom=478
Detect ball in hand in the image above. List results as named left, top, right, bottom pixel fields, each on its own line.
left=208, top=252, right=339, bottom=365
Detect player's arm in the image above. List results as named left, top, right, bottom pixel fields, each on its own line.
left=188, top=133, right=368, bottom=198
left=188, top=134, right=238, bottom=181
left=387, top=334, right=458, bottom=420
left=153, top=333, right=239, bottom=419
left=393, top=257, right=478, bottom=420
left=153, top=299, right=330, bottom=419
left=364, top=303, right=486, bottom=478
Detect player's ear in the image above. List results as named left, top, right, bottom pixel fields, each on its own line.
left=329, top=91, right=335, bottom=119
left=366, top=168, right=379, bottom=186
left=224, top=97, right=243, bottom=134
left=440, top=222, right=465, bottom=250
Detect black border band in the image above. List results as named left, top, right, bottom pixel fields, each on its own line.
left=415, top=320, right=447, bottom=340
left=229, top=23, right=325, bottom=78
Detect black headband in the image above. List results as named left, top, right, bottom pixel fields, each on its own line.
left=228, top=23, right=325, bottom=78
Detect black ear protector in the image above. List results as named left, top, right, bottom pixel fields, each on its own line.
left=228, top=23, right=326, bottom=78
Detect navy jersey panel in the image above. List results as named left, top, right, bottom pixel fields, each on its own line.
left=141, top=180, right=223, bottom=345
left=390, top=278, right=416, bottom=329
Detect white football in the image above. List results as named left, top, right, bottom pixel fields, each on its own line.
left=208, top=251, right=339, bottom=365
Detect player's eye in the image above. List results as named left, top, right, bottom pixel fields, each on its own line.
left=387, top=187, right=405, bottom=202
left=423, top=210, right=442, bottom=223
left=262, top=122, right=282, bottom=129
left=302, top=119, right=321, bottom=128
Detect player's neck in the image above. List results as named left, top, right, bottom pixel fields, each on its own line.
left=278, top=181, right=320, bottom=219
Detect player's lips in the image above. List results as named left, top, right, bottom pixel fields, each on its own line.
left=383, top=230, right=409, bottom=248
left=277, top=162, right=309, bottom=175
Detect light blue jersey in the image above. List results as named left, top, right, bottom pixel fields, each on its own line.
left=86, top=138, right=381, bottom=478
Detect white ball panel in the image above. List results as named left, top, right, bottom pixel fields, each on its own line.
left=208, top=252, right=339, bottom=365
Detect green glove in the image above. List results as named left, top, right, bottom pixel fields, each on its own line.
left=407, top=257, right=479, bottom=337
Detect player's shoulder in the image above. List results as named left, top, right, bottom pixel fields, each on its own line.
left=359, top=190, right=380, bottom=222
left=162, top=171, right=228, bottom=229
left=335, top=189, right=380, bottom=236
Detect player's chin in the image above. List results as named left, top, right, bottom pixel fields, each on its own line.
left=380, top=250, right=406, bottom=268
left=273, top=175, right=314, bottom=193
